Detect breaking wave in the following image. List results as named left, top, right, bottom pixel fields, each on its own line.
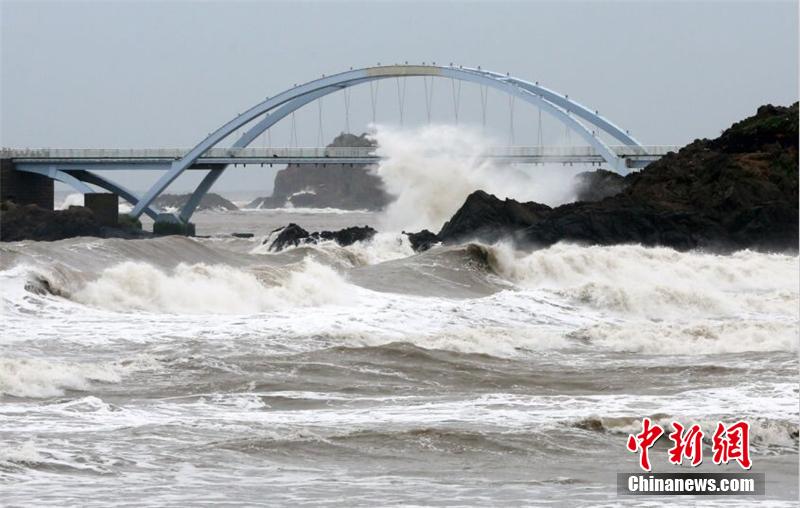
left=251, top=232, right=414, bottom=267
left=485, top=242, right=799, bottom=320
left=569, top=320, right=798, bottom=354
left=0, top=356, right=156, bottom=398
left=370, top=124, right=583, bottom=232
left=72, top=259, right=356, bottom=314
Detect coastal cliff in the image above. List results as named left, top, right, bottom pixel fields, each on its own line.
left=247, top=133, right=391, bottom=210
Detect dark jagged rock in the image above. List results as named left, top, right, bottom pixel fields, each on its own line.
left=267, top=223, right=310, bottom=251
left=573, top=169, right=628, bottom=202
left=231, top=232, right=254, bottom=238
left=247, top=133, right=391, bottom=211
left=152, top=193, right=238, bottom=212
left=310, top=226, right=376, bottom=247
left=437, top=102, right=799, bottom=252
left=0, top=201, right=148, bottom=241
left=403, top=229, right=440, bottom=252
left=266, top=223, right=377, bottom=251
left=437, top=190, right=551, bottom=245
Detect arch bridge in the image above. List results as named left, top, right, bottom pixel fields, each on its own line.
left=4, top=64, right=667, bottom=226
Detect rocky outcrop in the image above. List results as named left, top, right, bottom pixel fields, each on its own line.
left=573, top=169, right=628, bottom=202
left=266, top=223, right=377, bottom=251
left=437, top=190, right=552, bottom=245
left=247, top=133, right=391, bottom=211
left=436, top=103, right=799, bottom=252
left=267, top=223, right=311, bottom=251
left=403, top=229, right=439, bottom=252
left=0, top=201, right=148, bottom=241
left=152, top=193, right=238, bottom=212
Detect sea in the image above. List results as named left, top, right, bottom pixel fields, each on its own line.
left=1, top=199, right=797, bottom=506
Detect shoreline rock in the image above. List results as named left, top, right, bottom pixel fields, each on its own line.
left=266, top=223, right=377, bottom=251
left=437, top=190, right=552, bottom=245
left=0, top=201, right=149, bottom=241
left=402, top=229, right=439, bottom=252
left=573, top=169, right=628, bottom=202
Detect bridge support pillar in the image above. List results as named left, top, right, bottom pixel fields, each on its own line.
left=153, top=212, right=195, bottom=236
left=1, top=159, right=54, bottom=209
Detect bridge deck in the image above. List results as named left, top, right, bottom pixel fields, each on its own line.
left=0, top=145, right=678, bottom=162
left=2, top=145, right=679, bottom=168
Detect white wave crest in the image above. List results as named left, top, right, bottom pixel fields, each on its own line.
left=239, top=206, right=371, bottom=214
left=72, top=259, right=356, bottom=314
left=337, top=233, right=415, bottom=265
left=0, top=357, right=122, bottom=398
left=571, top=320, right=798, bottom=355
left=370, top=124, right=582, bottom=232
left=487, top=242, right=800, bottom=320
left=341, top=326, right=571, bottom=358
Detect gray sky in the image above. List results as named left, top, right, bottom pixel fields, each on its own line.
left=2, top=0, right=797, bottom=193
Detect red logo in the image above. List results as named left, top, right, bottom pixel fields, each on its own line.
left=626, top=419, right=751, bottom=471
left=626, top=417, right=664, bottom=471
left=667, top=422, right=704, bottom=466
left=711, top=421, right=752, bottom=469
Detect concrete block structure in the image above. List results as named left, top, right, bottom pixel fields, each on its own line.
left=1, top=159, right=54, bottom=209
left=84, top=193, right=119, bottom=227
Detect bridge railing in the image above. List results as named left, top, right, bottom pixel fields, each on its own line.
left=1, top=145, right=682, bottom=159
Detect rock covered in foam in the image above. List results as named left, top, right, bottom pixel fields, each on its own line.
left=267, top=223, right=377, bottom=251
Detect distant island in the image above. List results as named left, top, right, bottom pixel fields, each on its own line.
left=246, top=133, right=391, bottom=211
left=152, top=193, right=238, bottom=212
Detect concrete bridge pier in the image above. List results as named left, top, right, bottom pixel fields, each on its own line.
left=84, top=193, right=119, bottom=227
left=1, top=159, right=54, bottom=209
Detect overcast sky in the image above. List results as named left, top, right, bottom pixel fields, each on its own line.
left=2, top=0, right=797, bottom=193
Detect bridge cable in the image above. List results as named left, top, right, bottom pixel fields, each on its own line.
left=369, top=81, right=379, bottom=124
left=450, top=78, right=462, bottom=124
left=317, top=97, right=325, bottom=147
left=396, top=78, right=407, bottom=127
left=565, top=112, right=571, bottom=145
left=537, top=105, right=543, bottom=147
left=290, top=111, right=298, bottom=148
left=343, top=87, right=351, bottom=133
left=479, top=85, right=488, bottom=131
left=423, top=77, right=434, bottom=124
left=508, top=94, right=516, bottom=145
